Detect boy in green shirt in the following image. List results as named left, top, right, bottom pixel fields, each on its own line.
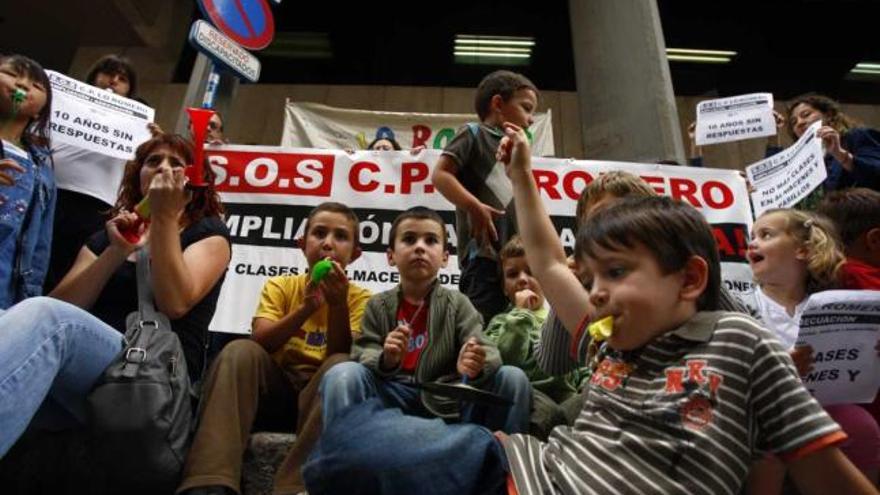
left=484, top=235, right=584, bottom=438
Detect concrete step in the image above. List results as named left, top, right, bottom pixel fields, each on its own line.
left=241, top=433, right=296, bottom=495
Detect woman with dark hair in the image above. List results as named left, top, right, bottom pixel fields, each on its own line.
left=367, top=135, right=402, bottom=151
left=787, top=93, right=880, bottom=192
left=0, top=134, right=231, bottom=457
left=45, top=54, right=148, bottom=293
left=85, top=54, right=138, bottom=98
left=0, top=54, right=56, bottom=308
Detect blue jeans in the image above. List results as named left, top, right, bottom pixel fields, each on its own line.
left=0, top=297, right=123, bottom=456
left=303, top=397, right=508, bottom=495
left=320, top=361, right=531, bottom=434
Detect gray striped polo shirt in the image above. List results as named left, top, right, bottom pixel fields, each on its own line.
left=501, top=311, right=844, bottom=495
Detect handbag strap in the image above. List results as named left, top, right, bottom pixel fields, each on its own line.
left=136, top=247, right=162, bottom=322
left=135, top=244, right=212, bottom=396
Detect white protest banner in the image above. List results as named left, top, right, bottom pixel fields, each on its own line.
left=203, top=146, right=753, bottom=334
left=281, top=101, right=555, bottom=156
left=695, top=93, right=776, bottom=146
left=46, top=70, right=154, bottom=160
left=746, top=120, right=826, bottom=217
left=797, top=290, right=880, bottom=406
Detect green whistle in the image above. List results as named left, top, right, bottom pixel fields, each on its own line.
left=120, top=196, right=152, bottom=244
left=311, top=258, right=333, bottom=283
left=134, top=196, right=151, bottom=219
left=11, top=89, right=26, bottom=117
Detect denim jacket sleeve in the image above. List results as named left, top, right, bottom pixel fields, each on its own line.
left=27, top=154, right=56, bottom=297
left=0, top=143, right=56, bottom=306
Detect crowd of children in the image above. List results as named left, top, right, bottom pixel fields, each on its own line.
left=0, top=51, right=879, bottom=495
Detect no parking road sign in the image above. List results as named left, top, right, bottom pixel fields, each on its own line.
left=197, top=0, right=275, bottom=51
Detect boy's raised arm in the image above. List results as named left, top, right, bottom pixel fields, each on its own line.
left=788, top=447, right=878, bottom=495
left=500, top=123, right=593, bottom=338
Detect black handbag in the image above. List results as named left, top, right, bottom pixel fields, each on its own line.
left=87, top=247, right=193, bottom=488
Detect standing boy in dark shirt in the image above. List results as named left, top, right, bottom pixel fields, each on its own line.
left=432, top=70, right=539, bottom=324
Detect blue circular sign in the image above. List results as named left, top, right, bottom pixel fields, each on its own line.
left=197, top=0, right=275, bottom=50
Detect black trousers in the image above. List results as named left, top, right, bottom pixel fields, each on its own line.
left=458, top=255, right=508, bottom=326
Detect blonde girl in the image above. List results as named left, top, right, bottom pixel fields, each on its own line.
left=748, top=208, right=843, bottom=350
left=747, top=208, right=880, bottom=489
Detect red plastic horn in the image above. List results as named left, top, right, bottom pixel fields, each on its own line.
left=185, top=107, right=215, bottom=187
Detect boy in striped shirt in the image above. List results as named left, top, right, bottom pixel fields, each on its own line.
left=497, top=122, right=876, bottom=494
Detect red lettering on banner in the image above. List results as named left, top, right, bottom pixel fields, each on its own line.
left=411, top=125, right=431, bottom=148
left=532, top=170, right=561, bottom=200
left=734, top=225, right=748, bottom=258
left=210, top=150, right=334, bottom=196
left=505, top=167, right=740, bottom=212
left=670, top=178, right=700, bottom=207
left=350, top=161, right=380, bottom=192
left=563, top=170, right=592, bottom=200
left=702, top=180, right=734, bottom=209
left=401, top=162, right=430, bottom=194
left=714, top=228, right=736, bottom=257
left=713, top=225, right=748, bottom=260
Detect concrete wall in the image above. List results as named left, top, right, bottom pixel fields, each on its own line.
left=137, top=82, right=880, bottom=171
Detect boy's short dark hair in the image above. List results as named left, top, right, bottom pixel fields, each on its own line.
left=499, top=235, right=526, bottom=264
left=86, top=54, right=138, bottom=96
left=817, top=188, right=880, bottom=246
left=305, top=202, right=361, bottom=246
left=389, top=207, right=447, bottom=248
left=577, top=196, right=721, bottom=311
left=575, top=171, right=658, bottom=223
left=474, top=70, right=538, bottom=121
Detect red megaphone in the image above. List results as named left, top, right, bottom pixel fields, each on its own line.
left=186, top=107, right=215, bottom=187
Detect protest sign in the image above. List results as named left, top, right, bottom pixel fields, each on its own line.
left=281, top=101, right=555, bottom=156
left=797, top=290, right=880, bottom=406
left=46, top=70, right=154, bottom=160
left=203, top=146, right=752, bottom=334
left=746, top=120, right=826, bottom=217
left=695, top=93, right=776, bottom=146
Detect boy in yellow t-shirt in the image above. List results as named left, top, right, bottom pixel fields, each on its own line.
left=179, top=202, right=371, bottom=495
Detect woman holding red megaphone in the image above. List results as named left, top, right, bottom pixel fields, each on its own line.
left=50, top=133, right=231, bottom=382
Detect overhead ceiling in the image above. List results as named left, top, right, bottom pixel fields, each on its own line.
left=658, top=0, right=880, bottom=102
left=176, top=0, right=879, bottom=102
left=4, top=1, right=879, bottom=103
